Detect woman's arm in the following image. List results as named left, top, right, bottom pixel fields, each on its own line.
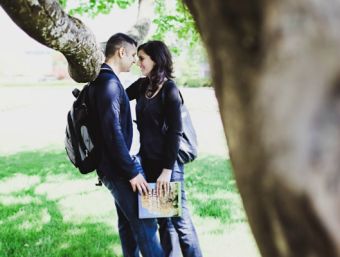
left=125, top=77, right=145, bottom=100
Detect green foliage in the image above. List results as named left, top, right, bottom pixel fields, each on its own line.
left=177, top=77, right=212, bottom=88
left=58, top=0, right=136, bottom=17
left=58, top=0, right=200, bottom=50
left=174, top=41, right=211, bottom=87
left=58, top=0, right=67, bottom=8
left=56, top=0, right=210, bottom=86
left=152, top=0, right=200, bottom=51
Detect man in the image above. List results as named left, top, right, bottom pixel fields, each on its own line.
left=91, top=33, right=164, bottom=257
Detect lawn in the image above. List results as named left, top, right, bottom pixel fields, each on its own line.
left=0, top=84, right=259, bottom=256
left=0, top=150, right=260, bottom=257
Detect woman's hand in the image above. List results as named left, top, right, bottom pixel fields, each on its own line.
left=156, top=168, right=172, bottom=196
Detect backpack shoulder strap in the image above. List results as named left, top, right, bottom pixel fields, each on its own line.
left=161, top=80, right=184, bottom=106
left=138, top=77, right=149, bottom=99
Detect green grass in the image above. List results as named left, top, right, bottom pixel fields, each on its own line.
left=0, top=150, right=123, bottom=257
left=0, top=202, right=121, bottom=257
left=0, top=150, right=252, bottom=257
left=0, top=150, right=75, bottom=179
left=185, top=156, right=246, bottom=224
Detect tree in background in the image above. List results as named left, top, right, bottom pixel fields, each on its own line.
left=2, top=0, right=340, bottom=256
left=60, top=0, right=211, bottom=86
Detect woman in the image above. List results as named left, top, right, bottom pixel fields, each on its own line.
left=126, top=41, right=203, bottom=257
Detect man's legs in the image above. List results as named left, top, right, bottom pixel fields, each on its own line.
left=102, top=176, right=164, bottom=257
left=115, top=201, right=139, bottom=257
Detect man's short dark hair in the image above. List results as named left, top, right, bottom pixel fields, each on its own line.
left=105, top=33, right=137, bottom=58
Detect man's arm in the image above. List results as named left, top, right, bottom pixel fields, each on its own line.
left=96, top=80, right=150, bottom=194
left=96, top=80, right=138, bottom=179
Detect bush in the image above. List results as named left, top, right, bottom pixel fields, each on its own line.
left=176, top=77, right=212, bottom=88
left=184, top=77, right=212, bottom=88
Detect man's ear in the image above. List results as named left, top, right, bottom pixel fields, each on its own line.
left=118, top=47, right=125, bottom=58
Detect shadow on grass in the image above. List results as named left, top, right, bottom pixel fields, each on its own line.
left=0, top=150, right=122, bottom=257
left=0, top=199, right=122, bottom=257
left=0, top=149, right=247, bottom=256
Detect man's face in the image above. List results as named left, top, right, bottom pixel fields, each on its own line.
left=121, top=43, right=137, bottom=72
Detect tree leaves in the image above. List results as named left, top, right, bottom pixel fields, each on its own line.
left=152, top=0, right=199, bottom=49
left=57, top=0, right=200, bottom=52
left=58, top=0, right=136, bottom=17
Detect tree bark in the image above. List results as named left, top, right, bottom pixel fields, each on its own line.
left=184, top=0, right=340, bottom=256
left=0, top=0, right=104, bottom=82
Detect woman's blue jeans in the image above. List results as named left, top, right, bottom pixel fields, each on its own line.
left=141, top=158, right=203, bottom=257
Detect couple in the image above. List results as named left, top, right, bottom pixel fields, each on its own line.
left=90, top=32, right=202, bottom=257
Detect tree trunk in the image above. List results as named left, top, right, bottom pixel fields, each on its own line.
left=0, top=0, right=104, bottom=82
left=127, top=0, right=154, bottom=44
left=184, top=0, right=340, bottom=256
left=2, top=0, right=340, bottom=256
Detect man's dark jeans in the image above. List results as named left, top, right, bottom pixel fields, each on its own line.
left=102, top=175, right=164, bottom=257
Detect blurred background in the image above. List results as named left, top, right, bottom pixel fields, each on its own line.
left=0, top=1, right=260, bottom=256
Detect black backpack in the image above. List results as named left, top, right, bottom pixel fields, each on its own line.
left=65, top=83, right=99, bottom=174
left=162, top=82, right=198, bottom=164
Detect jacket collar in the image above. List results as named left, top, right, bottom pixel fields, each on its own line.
left=100, top=63, right=121, bottom=84
left=101, top=63, right=113, bottom=72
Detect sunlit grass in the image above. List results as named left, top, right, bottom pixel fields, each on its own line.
left=184, top=156, right=245, bottom=223
left=0, top=150, right=260, bottom=257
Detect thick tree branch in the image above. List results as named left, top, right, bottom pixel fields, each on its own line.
left=0, top=0, right=104, bottom=82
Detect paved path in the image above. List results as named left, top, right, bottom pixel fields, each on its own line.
left=0, top=85, right=228, bottom=157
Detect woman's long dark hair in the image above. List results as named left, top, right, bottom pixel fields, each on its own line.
left=138, top=40, right=174, bottom=90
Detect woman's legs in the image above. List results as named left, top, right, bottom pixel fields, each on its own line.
left=170, top=183, right=202, bottom=257
left=158, top=218, right=182, bottom=257
left=141, top=158, right=202, bottom=257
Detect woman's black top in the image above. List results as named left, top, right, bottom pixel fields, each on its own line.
left=126, top=78, right=182, bottom=170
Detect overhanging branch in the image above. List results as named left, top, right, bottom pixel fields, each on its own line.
left=0, top=0, right=104, bottom=82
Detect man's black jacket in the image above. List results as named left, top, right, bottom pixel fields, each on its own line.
left=91, top=63, right=139, bottom=180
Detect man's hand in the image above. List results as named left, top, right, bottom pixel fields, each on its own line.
left=156, top=168, right=172, bottom=196
left=129, top=173, right=150, bottom=195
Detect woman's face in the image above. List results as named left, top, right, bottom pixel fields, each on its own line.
left=137, top=50, right=155, bottom=76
